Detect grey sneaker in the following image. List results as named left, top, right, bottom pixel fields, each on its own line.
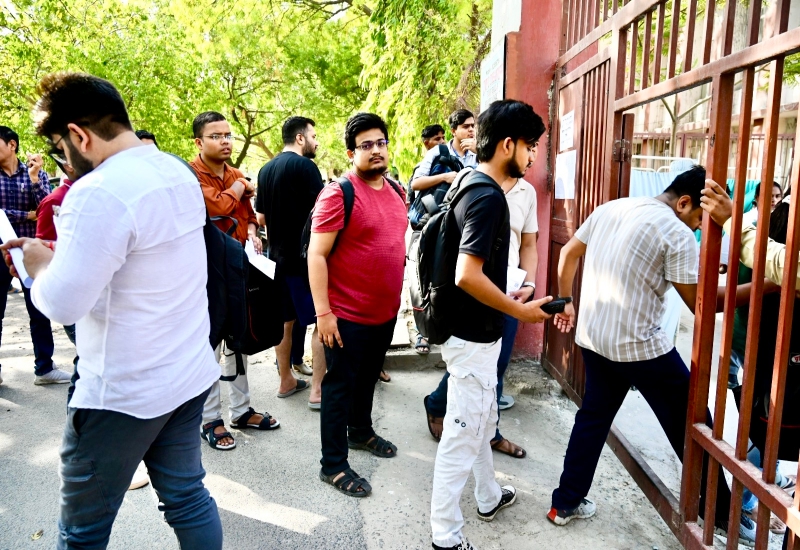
left=292, top=362, right=313, bottom=376
left=432, top=538, right=477, bottom=550
left=697, top=515, right=755, bottom=547
left=34, top=367, right=72, bottom=385
left=548, top=497, right=596, bottom=525
left=498, top=394, right=515, bottom=410
left=478, top=485, right=517, bottom=521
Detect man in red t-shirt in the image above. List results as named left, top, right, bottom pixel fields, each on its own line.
left=308, top=113, right=407, bottom=497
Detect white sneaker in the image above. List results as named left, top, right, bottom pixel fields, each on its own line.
left=34, top=367, right=72, bottom=385
left=128, top=463, right=150, bottom=491
left=292, top=362, right=313, bottom=376
left=498, top=394, right=515, bottom=410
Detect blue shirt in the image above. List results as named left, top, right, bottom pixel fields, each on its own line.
left=412, top=139, right=478, bottom=180
left=0, top=159, right=51, bottom=238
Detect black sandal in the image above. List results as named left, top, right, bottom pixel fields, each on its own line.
left=201, top=419, right=236, bottom=450
left=415, top=334, right=430, bottom=355
left=319, top=468, right=372, bottom=497
left=231, top=407, right=280, bottom=430
left=348, top=435, right=397, bottom=458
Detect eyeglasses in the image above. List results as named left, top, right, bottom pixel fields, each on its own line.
left=353, top=139, right=389, bottom=152
left=202, top=134, right=233, bottom=142
left=49, top=152, right=68, bottom=166
left=47, top=134, right=66, bottom=150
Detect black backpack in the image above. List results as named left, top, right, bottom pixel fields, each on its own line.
left=300, top=175, right=404, bottom=260
left=407, top=144, right=464, bottom=230
left=169, top=154, right=283, bottom=381
left=408, top=169, right=508, bottom=345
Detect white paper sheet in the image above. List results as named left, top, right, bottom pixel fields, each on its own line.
left=244, top=240, right=276, bottom=279
left=0, top=210, right=33, bottom=288
left=560, top=110, right=575, bottom=151
left=555, top=150, right=577, bottom=200
left=507, top=266, right=527, bottom=295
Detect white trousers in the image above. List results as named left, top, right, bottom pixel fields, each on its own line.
left=430, top=336, right=503, bottom=548
left=202, top=343, right=250, bottom=425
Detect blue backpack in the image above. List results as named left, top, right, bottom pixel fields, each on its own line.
left=408, top=144, right=464, bottom=230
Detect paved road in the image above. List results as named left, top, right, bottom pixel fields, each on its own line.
left=1, top=290, right=684, bottom=550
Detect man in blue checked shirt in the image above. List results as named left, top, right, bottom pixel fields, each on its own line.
left=0, top=126, right=67, bottom=386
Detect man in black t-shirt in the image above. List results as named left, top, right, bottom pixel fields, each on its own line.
left=256, top=116, right=325, bottom=408
left=429, top=100, right=553, bottom=550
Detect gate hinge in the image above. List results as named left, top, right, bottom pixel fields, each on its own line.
left=612, top=139, right=631, bottom=163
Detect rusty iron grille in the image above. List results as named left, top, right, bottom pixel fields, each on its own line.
left=545, top=0, right=800, bottom=548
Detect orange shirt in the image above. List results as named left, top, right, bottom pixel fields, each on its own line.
left=190, top=154, right=257, bottom=245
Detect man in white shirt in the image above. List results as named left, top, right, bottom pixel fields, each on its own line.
left=2, top=73, right=222, bottom=549
left=547, top=166, right=755, bottom=544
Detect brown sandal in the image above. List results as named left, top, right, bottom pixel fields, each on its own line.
left=379, top=370, right=391, bottom=383
left=423, top=396, right=443, bottom=441
left=491, top=437, right=527, bottom=458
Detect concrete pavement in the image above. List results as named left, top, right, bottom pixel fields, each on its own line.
left=2, top=288, right=689, bottom=550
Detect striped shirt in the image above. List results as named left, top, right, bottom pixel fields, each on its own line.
left=0, top=159, right=51, bottom=238
left=574, top=197, right=698, bottom=362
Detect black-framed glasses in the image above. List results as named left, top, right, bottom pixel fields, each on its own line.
left=353, top=139, right=389, bottom=152
left=202, top=133, right=233, bottom=142
left=49, top=152, right=68, bottom=166
left=47, top=134, right=66, bottom=151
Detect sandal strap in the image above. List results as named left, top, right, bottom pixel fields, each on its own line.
left=368, top=435, right=396, bottom=454
left=233, top=407, right=256, bottom=427
left=334, top=468, right=370, bottom=492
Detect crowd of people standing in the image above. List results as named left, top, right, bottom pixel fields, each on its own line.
left=1, top=70, right=798, bottom=550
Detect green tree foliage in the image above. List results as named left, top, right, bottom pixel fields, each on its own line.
left=1, top=0, right=367, bottom=174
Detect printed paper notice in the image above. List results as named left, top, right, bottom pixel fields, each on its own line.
left=507, top=267, right=527, bottom=295
left=555, top=150, right=577, bottom=200
left=244, top=240, right=276, bottom=280
left=0, top=210, right=33, bottom=288
left=560, top=110, right=575, bottom=152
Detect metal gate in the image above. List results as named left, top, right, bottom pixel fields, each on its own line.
left=542, top=0, right=800, bottom=547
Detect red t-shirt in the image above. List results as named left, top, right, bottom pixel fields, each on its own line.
left=312, top=172, right=408, bottom=325
left=36, top=180, right=73, bottom=241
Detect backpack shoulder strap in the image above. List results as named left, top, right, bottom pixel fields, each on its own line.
left=385, top=177, right=405, bottom=201
left=337, top=177, right=355, bottom=228
left=437, top=143, right=451, bottom=159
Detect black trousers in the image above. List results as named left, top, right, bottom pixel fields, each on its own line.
left=552, top=347, right=732, bottom=527
left=320, top=316, right=396, bottom=476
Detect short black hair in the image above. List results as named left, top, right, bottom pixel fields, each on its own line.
left=135, top=130, right=158, bottom=147
left=344, top=113, right=388, bottom=151
left=448, top=109, right=474, bottom=130
left=475, top=100, right=546, bottom=163
left=32, top=72, right=133, bottom=140
left=282, top=116, right=315, bottom=146
left=664, top=165, right=706, bottom=208
left=0, top=126, right=19, bottom=153
left=192, top=111, right=226, bottom=139
left=421, top=124, right=445, bottom=139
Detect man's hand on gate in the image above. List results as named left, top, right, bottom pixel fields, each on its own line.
left=0, top=237, right=53, bottom=279
left=554, top=301, right=576, bottom=333
left=700, top=179, right=733, bottom=226
left=317, top=313, right=343, bottom=348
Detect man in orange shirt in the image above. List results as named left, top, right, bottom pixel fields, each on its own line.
left=191, top=111, right=289, bottom=451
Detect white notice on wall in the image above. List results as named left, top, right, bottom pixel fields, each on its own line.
left=560, top=110, right=575, bottom=152
left=555, top=150, right=577, bottom=200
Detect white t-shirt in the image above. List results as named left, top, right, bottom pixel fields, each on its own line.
left=505, top=178, right=538, bottom=269
left=573, top=197, right=698, bottom=362
left=31, top=144, right=220, bottom=419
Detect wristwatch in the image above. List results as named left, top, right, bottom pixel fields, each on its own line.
left=521, top=281, right=535, bottom=303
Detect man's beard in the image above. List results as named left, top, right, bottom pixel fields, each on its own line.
left=64, top=139, right=96, bottom=180
left=302, top=142, right=317, bottom=159
left=360, top=157, right=387, bottom=178
left=506, top=157, right=529, bottom=179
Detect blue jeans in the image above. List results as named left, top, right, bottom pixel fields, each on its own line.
left=742, top=445, right=788, bottom=512
left=58, top=388, right=221, bottom=549
left=0, top=259, right=55, bottom=376
left=425, top=315, right=518, bottom=442
left=552, top=347, right=732, bottom=527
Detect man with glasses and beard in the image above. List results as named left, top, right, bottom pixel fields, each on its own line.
left=190, top=111, right=281, bottom=451
left=2, top=72, right=222, bottom=549
left=307, top=113, right=407, bottom=497
left=0, top=125, right=66, bottom=386
left=256, top=116, right=325, bottom=409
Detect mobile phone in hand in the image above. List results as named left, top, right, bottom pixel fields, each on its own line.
left=540, top=296, right=572, bottom=315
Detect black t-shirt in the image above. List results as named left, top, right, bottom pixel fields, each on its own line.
left=256, top=151, right=324, bottom=275
left=450, top=174, right=510, bottom=343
